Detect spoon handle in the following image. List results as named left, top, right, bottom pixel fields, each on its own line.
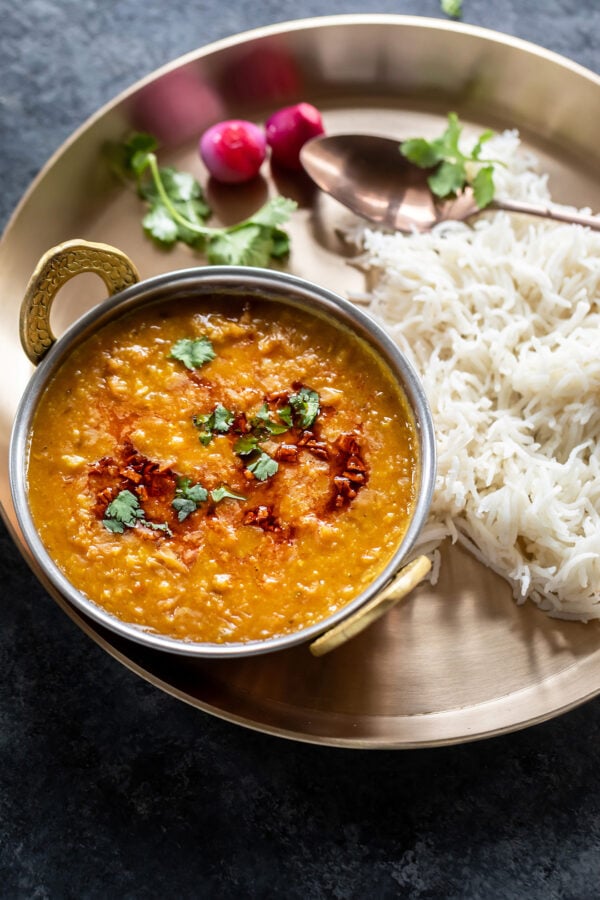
left=491, top=197, right=600, bottom=231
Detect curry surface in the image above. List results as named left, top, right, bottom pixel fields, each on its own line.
left=27, top=295, right=418, bottom=643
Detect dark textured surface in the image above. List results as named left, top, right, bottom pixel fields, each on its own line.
left=1, top=2, right=600, bottom=897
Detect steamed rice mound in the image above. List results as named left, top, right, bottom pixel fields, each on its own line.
left=358, top=131, right=600, bottom=620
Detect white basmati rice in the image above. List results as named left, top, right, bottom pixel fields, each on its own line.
left=357, top=131, right=600, bottom=620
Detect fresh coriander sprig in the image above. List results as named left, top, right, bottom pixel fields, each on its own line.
left=233, top=434, right=260, bottom=456
left=211, top=486, right=247, bottom=503
left=111, top=132, right=297, bottom=267
left=232, top=402, right=287, bottom=482
left=288, top=388, right=320, bottom=429
left=172, top=478, right=209, bottom=522
left=193, top=404, right=235, bottom=446
left=400, top=113, right=501, bottom=209
left=233, top=434, right=278, bottom=482
left=246, top=452, right=279, bottom=482
left=171, top=477, right=246, bottom=521
left=250, top=403, right=289, bottom=438
left=170, top=336, right=216, bottom=371
left=103, top=489, right=172, bottom=536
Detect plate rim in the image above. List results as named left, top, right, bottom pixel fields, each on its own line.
left=2, top=13, right=600, bottom=748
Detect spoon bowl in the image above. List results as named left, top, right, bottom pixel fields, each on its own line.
left=300, top=133, right=600, bottom=232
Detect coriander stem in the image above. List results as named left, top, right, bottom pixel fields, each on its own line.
left=146, top=155, right=260, bottom=238
left=146, top=155, right=215, bottom=237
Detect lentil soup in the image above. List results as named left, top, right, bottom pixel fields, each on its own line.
left=26, top=294, right=418, bottom=643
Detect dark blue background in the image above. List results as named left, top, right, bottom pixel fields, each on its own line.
left=1, top=2, right=599, bottom=896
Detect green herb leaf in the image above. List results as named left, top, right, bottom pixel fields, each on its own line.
left=266, top=420, right=290, bottom=436
left=172, top=477, right=209, bottom=521
left=270, top=228, right=292, bottom=259
left=103, top=489, right=172, bottom=536
left=145, top=520, right=173, bottom=536
left=140, top=167, right=210, bottom=247
left=207, top=225, right=270, bottom=267
left=209, top=197, right=297, bottom=266
left=154, top=168, right=207, bottom=205
left=252, top=403, right=271, bottom=425
left=427, top=160, right=465, bottom=199
left=103, top=489, right=144, bottom=531
left=105, top=132, right=158, bottom=182
left=400, top=137, right=444, bottom=169
left=170, top=336, right=216, bottom=371
left=210, top=486, right=247, bottom=503
left=250, top=403, right=289, bottom=437
left=246, top=196, right=298, bottom=228
left=172, top=497, right=198, bottom=522
left=142, top=203, right=179, bottom=245
left=400, top=113, right=498, bottom=207
left=441, top=0, right=462, bottom=18
left=102, top=517, right=126, bottom=534
left=186, top=484, right=209, bottom=503
left=246, top=451, right=279, bottom=482
left=213, top=404, right=234, bottom=433
left=278, top=405, right=293, bottom=427
left=130, top=147, right=156, bottom=178
left=439, top=112, right=462, bottom=159
left=289, top=387, right=320, bottom=429
left=176, top=477, right=209, bottom=505
left=193, top=403, right=234, bottom=446
left=192, top=413, right=213, bottom=446
left=234, top=434, right=260, bottom=456
left=109, top=134, right=297, bottom=267
left=472, top=130, right=494, bottom=160
left=472, top=165, right=495, bottom=209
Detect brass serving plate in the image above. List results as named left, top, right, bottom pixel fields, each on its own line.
left=2, top=15, right=600, bottom=747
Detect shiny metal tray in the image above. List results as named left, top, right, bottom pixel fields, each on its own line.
left=2, top=15, right=600, bottom=747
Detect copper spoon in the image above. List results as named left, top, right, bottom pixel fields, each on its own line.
left=300, top=134, right=600, bottom=233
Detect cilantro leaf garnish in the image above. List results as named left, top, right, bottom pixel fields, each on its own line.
left=250, top=403, right=289, bottom=437
left=230, top=395, right=317, bottom=482
left=289, top=388, right=320, bottom=429
left=172, top=477, right=246, bottom=519
left=171, top=497, right=199, bottom=522
left=182, top=482, right=209, bottom=504
left=440, top=0, right=462, bottom=18
left=193, top=403, right=234, bottom=446
left=400, top=113, right=499, bottom=209
left=172, top=477, right=209, bottom=522
left=210, top=486, right=247, bottom=503
left=427, top=160, right=465, bottom=199
left=234, top=434, right=260, bottom=456
left=246, top=452, right=279, bottom=482
left=232, top=402, right=290, bottom=482
left=193, top=413, right=213, bottom=447
left=278, top=405, right=293, bottom=428
left=111, top=133, right=297, bottom=267
left=102, top=489, right=144, bottom=533
left=170, top=336, right=216, bottom=371
left=145, top=521, right=173, bottom=535
left=213, top=404, right=234, bottom=433
left=103, top=489, right=172, bottom=536
left=472, top=165, right=495, bottom=209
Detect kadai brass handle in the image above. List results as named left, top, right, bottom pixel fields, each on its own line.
left=309, top=555, right=432, bottom=656
left=20, top=239, right=140, bottom=365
